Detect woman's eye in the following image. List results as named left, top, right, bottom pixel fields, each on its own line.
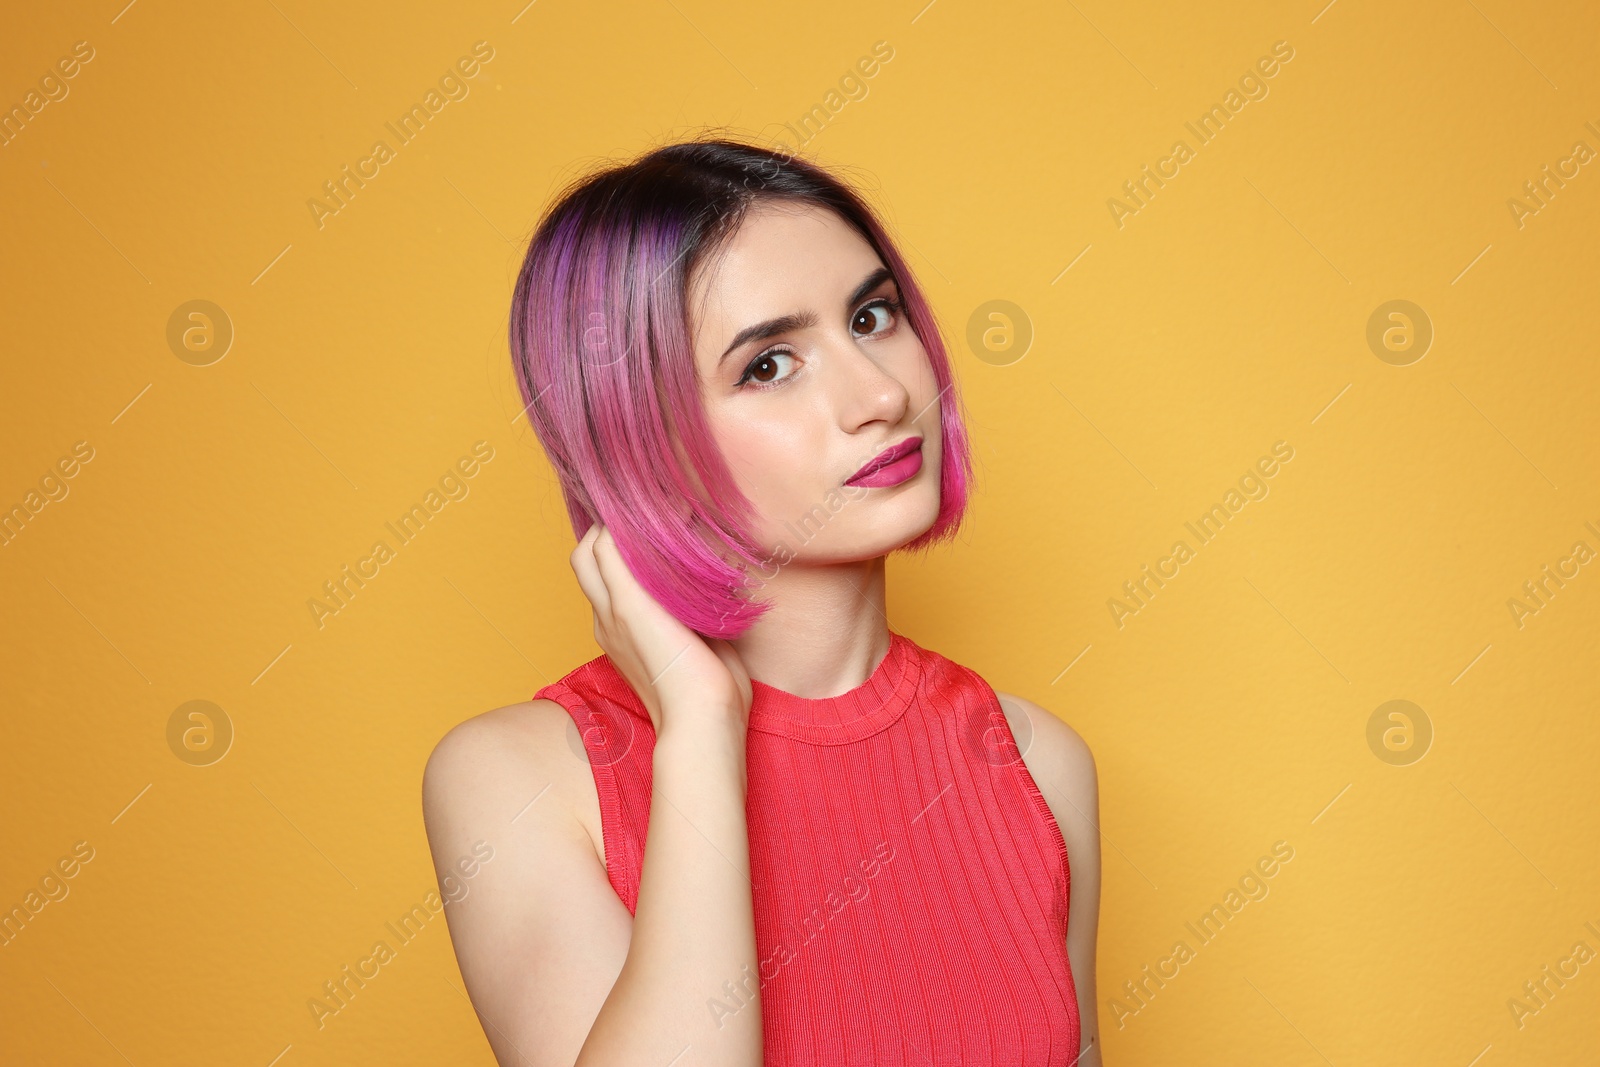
left=852, top=298, right=901, bottom=337
left=737, top=349, right=796, bottom=388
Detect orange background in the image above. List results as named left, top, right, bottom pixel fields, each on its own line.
left=2, top=1, right=1597, bottom=1064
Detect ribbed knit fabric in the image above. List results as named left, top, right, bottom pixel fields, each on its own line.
left=534, top=629, right=1081, bottom=1065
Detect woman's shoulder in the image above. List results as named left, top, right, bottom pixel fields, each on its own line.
left=422, top=698, right=606, bottom=861
left=425, top=698, right=572, bottom=779
left=991, top=689, right=1098, bottom=863
left=992, top=690, right=1095, bottom=770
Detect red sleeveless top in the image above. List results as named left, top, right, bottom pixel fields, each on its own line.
left=534, top=630, right=1082, bottom=1065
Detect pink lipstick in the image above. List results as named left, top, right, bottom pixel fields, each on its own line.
left=845, top=436, right=923, bottom=488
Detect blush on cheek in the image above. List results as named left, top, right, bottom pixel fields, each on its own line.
left=709, top=418, right=823, bottom=537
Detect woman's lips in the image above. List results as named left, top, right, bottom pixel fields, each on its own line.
left=845, top=437, right=924, bottom=488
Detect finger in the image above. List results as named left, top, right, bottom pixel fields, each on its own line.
left=592, top=529, right=687, bottom=654
left=590, top=525, right=646, bottom=612
left=569, top=523, right=613, bottom=622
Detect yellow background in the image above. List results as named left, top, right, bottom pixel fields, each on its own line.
left=2, top=0, right=1597, bottom=1063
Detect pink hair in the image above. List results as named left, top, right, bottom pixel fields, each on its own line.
left=509, top=138, right=974, bottom=638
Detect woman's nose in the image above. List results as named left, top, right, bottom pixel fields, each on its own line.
left=828, top=335, right=910, bottom=432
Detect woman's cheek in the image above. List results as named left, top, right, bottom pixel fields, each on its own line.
left=717, top=428, right=792, bottom=518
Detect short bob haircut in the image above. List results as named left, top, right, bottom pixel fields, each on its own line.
left=509, top=137, right=974, bottom=639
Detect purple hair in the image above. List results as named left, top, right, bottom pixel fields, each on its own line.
left=509, top=138, right=974, bottom=638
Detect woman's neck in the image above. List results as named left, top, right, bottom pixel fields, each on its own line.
left=730, top=555, right=890, bottom=699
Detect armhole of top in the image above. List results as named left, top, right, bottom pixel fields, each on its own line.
left=533, top=684, right=634, bottom=916
left=968, top=668, right=1072, bottom=899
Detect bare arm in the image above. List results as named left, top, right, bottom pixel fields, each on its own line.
left=422, top=702, right=632, bottom=1066
left=1000, top=692, right=1103, bottom=1066
left=423, top=523, right=762, bottom=1067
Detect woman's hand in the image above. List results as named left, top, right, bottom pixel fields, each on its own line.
left=569, top=521, right=753, bottom=735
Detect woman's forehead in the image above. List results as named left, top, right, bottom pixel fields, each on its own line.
left=689, top=203, right=881, bottom=352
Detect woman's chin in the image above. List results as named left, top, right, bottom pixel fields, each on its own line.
left=806, top=508, right=943, bottom=563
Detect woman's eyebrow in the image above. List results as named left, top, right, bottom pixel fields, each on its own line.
left=844, top=266, right=895, bottom=310
left=715, top=266, right=897, bottom=370
left=717, top=311, right=817, bottom=369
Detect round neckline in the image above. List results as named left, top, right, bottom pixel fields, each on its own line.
left=746, top=631, right=922, bottom=745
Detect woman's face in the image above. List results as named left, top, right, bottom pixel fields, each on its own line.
left=688, top=199, right=945, bottom=569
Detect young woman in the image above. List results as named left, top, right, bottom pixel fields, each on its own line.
left=422, top=138, right=1102, bottom=1067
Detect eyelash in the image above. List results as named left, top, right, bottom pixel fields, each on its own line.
left=734, top=296, right=905, bottom=391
